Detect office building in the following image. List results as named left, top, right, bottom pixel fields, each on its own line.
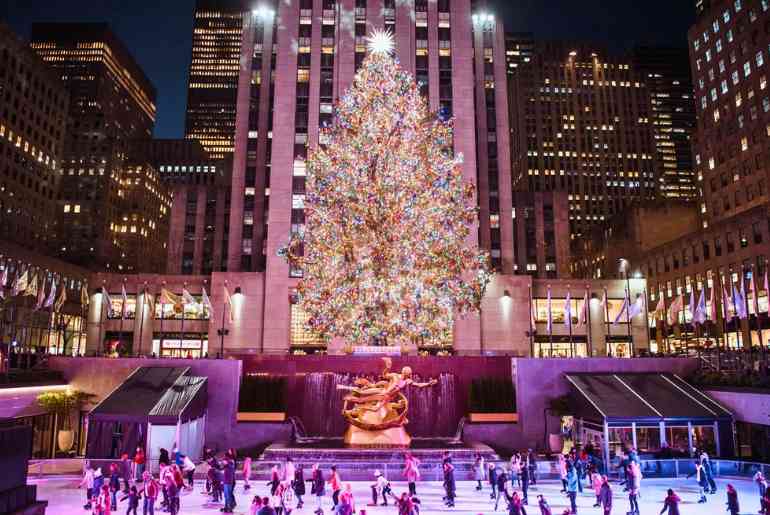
left=508, top=42, right=659, bottom=240
left=184, top=0, right=245, bottom=159
left=30, top=22, right=168, bottom=273
left=0, top=22, right=68, bottom=253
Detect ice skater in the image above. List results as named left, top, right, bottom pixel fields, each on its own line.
left=403, top=453, right=421, bottom=496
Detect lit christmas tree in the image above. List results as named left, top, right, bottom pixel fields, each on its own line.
left=284, top=30, right=490, bottom=346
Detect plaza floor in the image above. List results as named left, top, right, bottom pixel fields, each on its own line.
left=32, top=476, right=763, bottom=515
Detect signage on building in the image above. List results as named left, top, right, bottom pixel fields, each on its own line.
left=352, top=345, right=401, bottom=355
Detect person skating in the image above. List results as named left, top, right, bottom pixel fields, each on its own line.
left=294, top=464, right=305, bottom=509
left=504, top=489, right=527, bottom=515
left=258, top=496, right=277, bottom=515
left=495, top=466, right=510, bottom=511
left=598, top=476, right=612, bottom=515
left=243, top=456, right=253, bottom=491
left=164, top=474, right=180, bottom=515
left=80, top=461, right=96, bottom=510
left=284, top=457, right=296, bottom=485
left=520, top=458, right=530, bottom=505
left=309, top=464, right=325, bottom=515
left=590, top=469, right=603, bottom=507
left=443, top=453, right=456, bottom=508
left=527, top=450, right=538, bottom=486
left=754, top=469, right=768, bottom=513
left=565, top=461, right=578, bottom=515
left=94, top=484, right=112, bottom=515
left=510, top=453, right=522, bottom=489
left=120, top=453, right=133, bottom=492
left=558, top=455, right=568, bottom=493
left=134, top=447, right=146, bottom=481
left=726, top=483, right=740, bottom=515
left=403, top=453, right=421, bottom=496
left=369, top=470, right=391, bottom=507
left=268, top=465, right=281, bottom=496
left=536, top=495, right=551, bottom=515
left=109, top=463, right=121, bottom=511
left=627, top=460, right=641, bottom=515
left=700, top=450, right=717, bottom=494
left=141, top=471, right=159, bottom=515
left=327, top=465, right=342, bottom=509
left=395, top=492, right=419, bottom=515
left=250, top=496, right=263, bottom=515
left=182, top=454, right=196, bottom=490
left=119, top=485, right=140, bottom=515
left=489, top=461, right=499, bottom=499
left=689, top=460, right=709, bottom=503
left=158, top=448, right=170, bottom=468
left=221, top=452, right=236, bottom=513
left=473, top=453, right=486, bottom=491
left=659, top=488, right=681, bottom=515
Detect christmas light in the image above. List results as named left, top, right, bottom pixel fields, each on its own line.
left=282, top=44, right=490, bottom=346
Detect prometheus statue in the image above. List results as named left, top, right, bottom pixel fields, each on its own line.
left=337, top=357, right=437, bottom=447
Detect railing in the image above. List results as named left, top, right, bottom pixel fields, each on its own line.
left=629, top=458, right=769, bottom=480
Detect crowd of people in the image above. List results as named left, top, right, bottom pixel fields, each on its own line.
left=76, top=444, right=770, bottom=515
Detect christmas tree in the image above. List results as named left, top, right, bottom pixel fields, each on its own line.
left=284, top=30, right=490, bottom=346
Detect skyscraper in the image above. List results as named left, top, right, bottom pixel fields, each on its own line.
left=30, top=23, right=170, bottom=273
left=508, top=42, right=658, bottom=240
left=0, top=22, right=69, bottom=254
left=632, top=46, right=698, bottom=202
left=184, top=0, right=244, bottom=160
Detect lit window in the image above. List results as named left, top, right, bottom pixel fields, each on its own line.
left=757, top=51, right=765, bottom=67
left=741, top=136, right=749, bottom=151
left=727, top=29, right=733, bottom=43
left=735, top=0, right=742, bottom=12
left=713, top=109, right=720, bottom=123
left=716, top=39, right=723, bottom=53
left=74, top=204, right=81, bottom=213
left=706, top=49, right=712, bottom=62
left=713, top=19, right=720, bottom=33
left=736, top=91, right=743, bottom=107
left=745, top=61, right=752, bottom=77
left=764, top=97, right=770, bottom=112
left=721, top=79, right=729, bottom=94
left=723, top=9, right=731, bottom=22
left=694, top=39, right=701, bottom=51
left=732, top=70, right=740, bottom=85
left=63, top=204, right=71, bottom=213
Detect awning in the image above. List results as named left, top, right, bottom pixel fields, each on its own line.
left=565, top=372, right=732, bottom=424
left=148, top=375, right=207, bottom=424
left=89, top=367, right=190, bottom=423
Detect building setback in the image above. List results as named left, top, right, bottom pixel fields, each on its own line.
left=0, top=22, right=69, bottom=254
left=508, top=42, right=659, bottom=240
left=184, top=0, right=244, bottom=160
left=30, top=23, right=170, bottom=273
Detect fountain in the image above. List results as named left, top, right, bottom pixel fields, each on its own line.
left=258, top=359, right=499, bottom=480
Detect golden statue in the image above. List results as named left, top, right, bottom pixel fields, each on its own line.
left=337, top=357, right=437, bottom=447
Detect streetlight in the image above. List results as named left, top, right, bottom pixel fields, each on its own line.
left=252, top=6, right=275, bottom=19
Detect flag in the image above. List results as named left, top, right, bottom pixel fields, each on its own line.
left=688, top=289, right=696, bottom=323
left=101, top=286, right=113, bottom=317
left=578, top=289, right=589, bottom=326
left=35, top=276, right=46, bottom=310
left=765, top=268, right=769, bottom=314
left=23, top=271, right=38, bottom=297
left=694, top=287, right=708, bottom=325
left=54, top=283, right=67, bottom=312
left=564, top=290, right=572, bottom=329
left=224, top=285, right=234, bottom=323
left=667, top=294, right=683, bottom=326
left=750, top=270, right=760, bottom=315
left=202, top=287, right=213, bottom=318
left=0, top=264, right=8, bottom=299
left=733, top=284, right=748, bottom=319
left=546, top=286, right=553, bottom=334
left=12, top=269, right=28, bottom=296
left=160, top=288, right=182, bottom=306
left=44, top=278, right=57, bottom=308
left=612, top=292, right=629, bottom=325
left=121, top=284, right=128, bottom=319
left=628, top=293, right=644, bottom=319
left=654, top=293, right=665, bottom=320
left=709, top=284, right=717, bottom=321
left=182, top=288, right=196, bottom=306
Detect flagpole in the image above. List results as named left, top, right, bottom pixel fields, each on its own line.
left=527, top=284, right=534, bottom=357
left=625, top=286, right=632, bottom=357
left=586, top=286, right=593, bottom=358
left=180, top=282, right=186, bottom=359
left=160, top=281, right=166, bottom=354
left=138, top=282, right=147, bottom=357
left=220, top=280, right=228, bottom=359
left=119, top=280, right=125, bottom=355
left=730, top=268, right=740, bottom=350
left=201, top=281, right=207, bottom=354
left=762, top=260, right=768, bottom=358
left=642, top=288, right=650, bottom=353
left=603, top=287, right=610, bottom=356
left=567, top=286, right=573, bottom=358
left=98, top=281, right=105, bottom=356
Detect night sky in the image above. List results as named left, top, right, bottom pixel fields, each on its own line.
left=2, top=1, right=695, bottom=139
